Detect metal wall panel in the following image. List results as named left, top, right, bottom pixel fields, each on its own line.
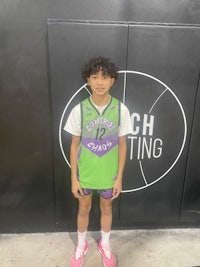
left=180, top=74, right=200, bottom=224
left=120, top=25, right=200, bottom=225
left=48, top=21, right=200, bottom=229
left=1, top=0, right=200, bottom=232
left=48, top=21, right=128, bottom=229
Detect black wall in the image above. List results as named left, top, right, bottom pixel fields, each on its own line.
left=0, top=0, right=200, bottom=233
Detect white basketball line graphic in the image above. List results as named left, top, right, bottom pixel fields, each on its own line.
left=59, top=84, right=91, bottom=167
left=59, top=70, right=187, bottom=193
left=149, top=88, right=168, bottom=113
left=122, top=70, right=127, bottom=104
left=139, top=161, right=148, bottom=186
left=138, top=88, right=168, bottom=189
left=119, top=70, right=187, bottom=193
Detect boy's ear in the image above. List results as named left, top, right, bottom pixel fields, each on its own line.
left=111, top=78, right=115, bottom=86
left=87, top=77, right=90, bottom=86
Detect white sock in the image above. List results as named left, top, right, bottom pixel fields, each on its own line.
left=101, top=229, right=110, bottom=245
left=77, top=230, right=87, bottom=247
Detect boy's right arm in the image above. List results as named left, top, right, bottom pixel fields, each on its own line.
left=70, top=135, right=83, bottom=198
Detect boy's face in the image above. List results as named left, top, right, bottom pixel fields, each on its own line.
left=87, top=71, right=115, bottom=97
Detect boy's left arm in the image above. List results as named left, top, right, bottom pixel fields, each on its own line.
left=112, top=135, right=127, bottom=199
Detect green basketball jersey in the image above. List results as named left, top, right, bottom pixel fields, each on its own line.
left=78, top=97, right=121, bottom=189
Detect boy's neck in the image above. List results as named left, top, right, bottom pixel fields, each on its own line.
left=91, top=94, right=111, bottom=106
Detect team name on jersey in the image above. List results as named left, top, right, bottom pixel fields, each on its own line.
left=86, top=117, right=116, bottom=132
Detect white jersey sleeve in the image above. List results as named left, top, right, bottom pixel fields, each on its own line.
left=63, top=104, right=81, bottom=136
left=119, top=102, right=132, bottom=136
left=63, top=101, right=132, bottom=137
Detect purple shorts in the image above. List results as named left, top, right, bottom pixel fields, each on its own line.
left=82, top=188, right=113, bottom=199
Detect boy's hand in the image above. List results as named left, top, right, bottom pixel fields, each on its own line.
left=111, top=178, right=122, bottom=200
left=71, top=180, right=83, bottom=199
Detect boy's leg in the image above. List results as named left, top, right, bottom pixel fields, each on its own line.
left=99, top=196, right=113, bottom=233
left=70, top=194, right=92, bottom=267
left=98, top=196, right=116, bottom=266
left=77, top=193, right=92, bottom=233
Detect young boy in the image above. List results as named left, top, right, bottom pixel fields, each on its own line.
left=64, top=56, right=132, bottom=267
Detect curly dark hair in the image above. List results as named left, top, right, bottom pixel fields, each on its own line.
left=82, top=56, right=118, bottom=82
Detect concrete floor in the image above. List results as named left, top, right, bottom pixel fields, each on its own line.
left=0, top=229, right=200, bottom=267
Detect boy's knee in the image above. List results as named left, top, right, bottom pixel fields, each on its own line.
left=100, top=199, right=112, bottom=213
left=78, top=197, right=92, bottom=215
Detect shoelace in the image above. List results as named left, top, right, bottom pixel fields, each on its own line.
left=75, top=245, right=85, bottom=260
left=102, top=242, right=112, bottom=259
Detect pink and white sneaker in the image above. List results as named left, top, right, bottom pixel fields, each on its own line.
left=70, top=241, right=88, bottom=267
left=98, top=239, right=116, bottom=267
